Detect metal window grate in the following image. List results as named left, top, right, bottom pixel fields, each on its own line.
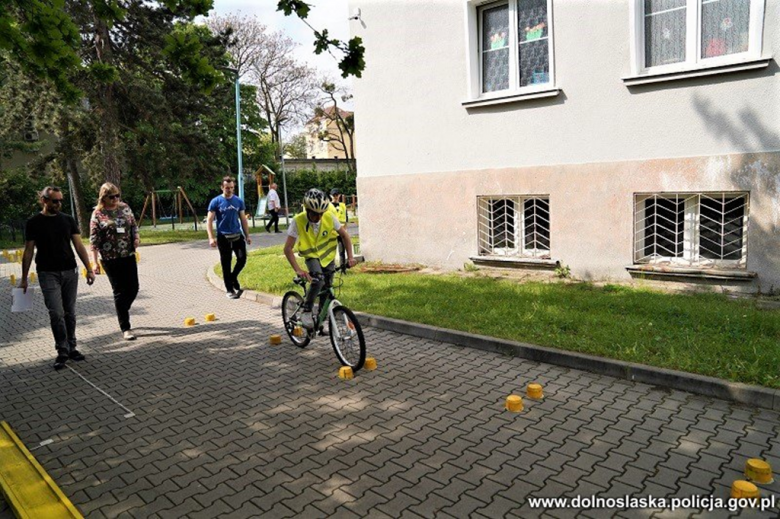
left=478, top=196, right=550, bottom=258
left=634, top=192, right=748, bottom=268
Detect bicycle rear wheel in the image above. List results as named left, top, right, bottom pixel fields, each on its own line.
left=329, top=305, right=366, bottom=371
left=282, top=291, right=311, bottom=348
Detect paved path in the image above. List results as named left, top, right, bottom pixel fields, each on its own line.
left=1, top=234, right=779, bottom=518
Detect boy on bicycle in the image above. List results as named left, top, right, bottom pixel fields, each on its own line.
left=284, top=188, right=357, bottom=330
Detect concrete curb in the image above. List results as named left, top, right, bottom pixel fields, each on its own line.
left=206, top=264, right=780, bottom=411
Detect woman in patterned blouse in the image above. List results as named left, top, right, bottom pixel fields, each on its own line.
left=90, top=182, right=140, bottom=340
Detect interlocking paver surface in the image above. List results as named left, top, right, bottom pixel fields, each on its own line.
left=1, top=233, right=779, bottom=518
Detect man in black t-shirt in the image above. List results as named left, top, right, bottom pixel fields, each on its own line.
left=20, top=186, right=96, bottom=370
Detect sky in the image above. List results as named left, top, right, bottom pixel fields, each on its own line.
left=207, top=0, right=354, bottom=102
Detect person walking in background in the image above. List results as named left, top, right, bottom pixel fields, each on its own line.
left=19, top=186, right=95, bottom=370
left=330, top=188, right=349, bottom=262
left=207, top=176, right=252, bottom=299
left=90, top=183, right=140, bottom=341
left=265, top=182, right=281, bottom=233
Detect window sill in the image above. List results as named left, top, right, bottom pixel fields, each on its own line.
left=626, top=265, right=757, bottom=282
left=462, top=88, right=561, bottom=108
left=622, top=57, right=772, bottom=86
left=471, top=256, right=558, bottom=270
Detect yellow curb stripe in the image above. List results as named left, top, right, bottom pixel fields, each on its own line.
left=0, top=421, right=82, bottom=518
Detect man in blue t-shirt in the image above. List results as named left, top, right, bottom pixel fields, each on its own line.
left=206, top=176, right=252, bottom=299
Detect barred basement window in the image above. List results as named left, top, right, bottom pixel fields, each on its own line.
left=634, top=192, right=749, bottom=268
left=478, top=196, right=550, bottom=258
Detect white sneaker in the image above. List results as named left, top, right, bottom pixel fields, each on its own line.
left=123, top=330, right=136, bottom=341
left=300, top=311, right=314, bottom=330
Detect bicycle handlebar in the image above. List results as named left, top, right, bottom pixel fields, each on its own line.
left=292, top=258, right=363, bottom=284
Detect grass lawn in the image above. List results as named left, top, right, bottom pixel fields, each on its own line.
left=232, top=245, right=780, bottom=389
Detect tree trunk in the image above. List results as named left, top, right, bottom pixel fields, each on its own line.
left=94, top=17, right=122, bottom=186
left=66, top=158, right=89, bottom=235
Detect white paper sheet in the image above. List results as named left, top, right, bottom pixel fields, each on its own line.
left=11, top=287, right=34, bottom=312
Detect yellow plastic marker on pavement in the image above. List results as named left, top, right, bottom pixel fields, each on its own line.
left=745, top=459, right=773, bottom=484
left=526, top=383, right=544, bottom=399
left=205, top=313, right=216, bottom=322
left=338, top=366, right=354, bottom=380
left=0, top=421, right=83, bottom=518
left=364, top=358, right=377, bottom=371
left=9, top=274, right=16, bottom=286
left=269, top=335, right=282, bottom=345
left=731, top=480, right=760, bottom=499
left=29, top=273, right=36, bottom=284
left=184, top=317, right=196, bottom=326
left=505, top=395, right=524, bottom=412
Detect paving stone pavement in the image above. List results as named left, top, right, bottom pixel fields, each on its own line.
left=1, top=233, right=779, bottom=518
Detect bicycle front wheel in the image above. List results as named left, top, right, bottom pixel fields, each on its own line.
left=282, top=291, right=311, bottom=348
left=329, top=305, right=366, bottom=371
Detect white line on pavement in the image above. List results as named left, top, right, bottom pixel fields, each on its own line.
left=29, top=439, right=54, bottom=451
left=66, top=365, right=136, bottom=419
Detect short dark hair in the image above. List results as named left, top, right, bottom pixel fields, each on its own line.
left=222, top=176, right=235, bottom=185
left=40, top=186, right=61, bottom=199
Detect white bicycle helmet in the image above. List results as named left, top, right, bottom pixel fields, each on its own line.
left=303, top=188, right=330, bottom=213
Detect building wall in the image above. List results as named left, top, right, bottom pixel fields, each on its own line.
left=305, top=119, right=356, bottom=160
left=351, top=0, right=780, bottom=290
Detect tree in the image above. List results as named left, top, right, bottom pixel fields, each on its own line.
left=311, top=81, right=355, bottom=173
left=248, top=28, right=319, bottom=150
left=204, top=13, right=268, bottom=76
left=284, top=132, right=308, bottom=159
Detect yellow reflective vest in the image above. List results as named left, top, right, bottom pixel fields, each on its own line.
left=294, top=211, right=338, bottom=267
left=334, top=202, right=347, bottom=224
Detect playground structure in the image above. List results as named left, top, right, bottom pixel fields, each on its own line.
left=254, top=166, right=275, bottom=219
left=138, top=187, right=199, bottom=229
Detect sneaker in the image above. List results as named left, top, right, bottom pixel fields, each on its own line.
left=69, top=349, right=86, bottom=361
left=226, top=291, right=239, bottom=299
left=54, top=354, right=68, bottom=370
left=233, top=281, right=243, bottom=298
left=123, top=330, right=136, bottom=341
left=300, top=311, right=315, bottom=330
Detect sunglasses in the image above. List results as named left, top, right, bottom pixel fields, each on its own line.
left=44, top=196, right=63, bottom=204
left=105, top=194, right=121, bottom=200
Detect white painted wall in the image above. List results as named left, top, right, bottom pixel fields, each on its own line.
left=350, top=0, right=780, bottom=178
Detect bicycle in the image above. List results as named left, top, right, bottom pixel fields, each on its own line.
left=281, top=262, right=366, bottom=371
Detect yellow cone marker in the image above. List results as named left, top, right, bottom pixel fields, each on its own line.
left=338, top=366, right=354, bottom=380
left=29, top=272, right=36, bottom=283
left=745, top=459, right=773, bottom=484
left=9, top=274, right=16, bottom=286
left=184, top=317, right=196, bottom=326
left=731, top=480, right=760, bottom=499
left=527, top=383, right=544, bottom=399
left=269, top=334, right=282, bottom=345
left=293, top=326, right=304, bottom=337
left=364, top=358, right=377, bottom=371
left=505, top=395, right=524, bottom=413
left=205, top=313, right=216, bottom=322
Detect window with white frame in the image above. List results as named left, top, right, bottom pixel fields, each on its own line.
left=634, top=193, right=749, bottom=268
left=631, top=0, right=765, bottom=74
left=469, top=0, right=555, bottom=98
left=478, top=196, right=550, bottom=258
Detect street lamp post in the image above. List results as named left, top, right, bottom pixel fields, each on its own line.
left=222, top=67, right=244, bottom=200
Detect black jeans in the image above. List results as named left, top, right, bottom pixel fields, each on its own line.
left=266, top=209, right=279, bottom=232
left=217, top=234, right=247, bottom=292
left=38, top=269, right=79, bottom=353
left=102, top=255, right=139, bottom=332
left=304, top=258, right=335, bottom=313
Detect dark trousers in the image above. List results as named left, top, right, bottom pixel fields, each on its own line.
left=304, top=258, right=335, bottom=314
left=217, top=234, right=247, bottom=292
left=102, top=255, right=139, bottom=332
left=38, top=269, right=79, bottom=354
left=266, top=209, right=280, bottom=232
